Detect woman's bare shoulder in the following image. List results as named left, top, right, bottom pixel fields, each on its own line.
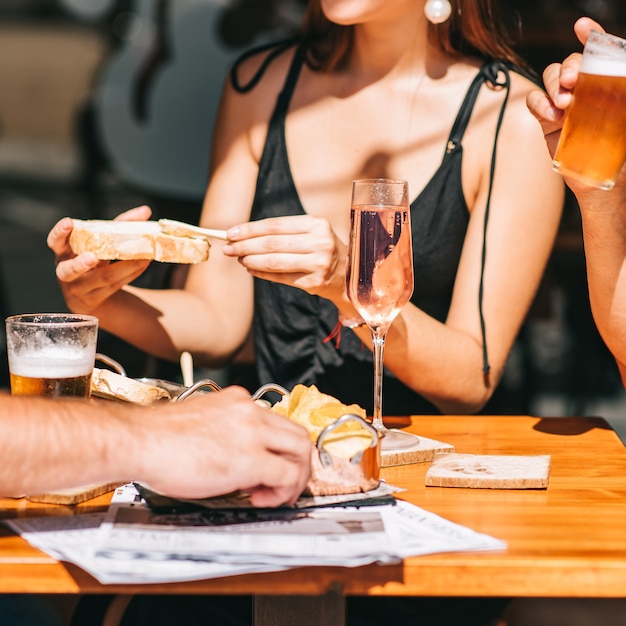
left=212, top=43, right=298, bottom=165
left=475, top=64, right=542, bottom=125
left=227, top=42, right=298, bottom=110
left=504, top=70, right=549, bottom=130
left=507, top=68, right=542, bottom=97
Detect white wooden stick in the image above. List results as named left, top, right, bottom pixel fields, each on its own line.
left=158, top=218, right=228, bottom=241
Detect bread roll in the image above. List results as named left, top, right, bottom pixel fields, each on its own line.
left=91, top=368, right=171, bottom=405
left=69, top=219, right=210, bottom=264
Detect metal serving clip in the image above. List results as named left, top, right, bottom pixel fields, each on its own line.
left=174, top=380, right=290, bottom=404
left=316, top=413, right=380, bottom=467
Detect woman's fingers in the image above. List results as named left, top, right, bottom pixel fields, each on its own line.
left=222, top=215, right=345, bottom=295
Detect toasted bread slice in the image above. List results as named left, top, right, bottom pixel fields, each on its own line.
left=91, top=368, right=171, bottom=405
left=69, top=219, right=210, bottom=264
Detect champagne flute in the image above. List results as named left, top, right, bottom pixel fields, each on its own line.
left=346, top=179, right=419, bottom=451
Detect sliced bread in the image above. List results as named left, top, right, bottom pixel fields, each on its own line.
left=91, top=367, right=171, bottom=405
left=69, top=219, right=210, bottom=264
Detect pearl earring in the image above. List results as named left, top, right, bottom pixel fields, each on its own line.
left=424, top=0, right=452, bottom=24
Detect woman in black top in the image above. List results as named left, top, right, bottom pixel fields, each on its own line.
left=50, top=0, right=563, bottom=415
left=49, top=1, right=564, bottom=624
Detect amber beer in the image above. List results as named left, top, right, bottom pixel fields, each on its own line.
left=6, top=314, right=98, bottom=399
left=9, top=362, right=93, bottom=398
left=553, top=31, right=626, bottom=190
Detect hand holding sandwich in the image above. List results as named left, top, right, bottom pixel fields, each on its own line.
left=47, top=203, right=252, bottom=366
left=48, top=205, right=153, bottom=313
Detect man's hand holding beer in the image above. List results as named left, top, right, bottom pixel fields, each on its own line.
left=527, top=16, right=626, bottom=196
left=526, top=17, right=601, bottom=152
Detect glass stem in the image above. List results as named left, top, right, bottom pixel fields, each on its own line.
left=371, top=328, right=388, bottom=431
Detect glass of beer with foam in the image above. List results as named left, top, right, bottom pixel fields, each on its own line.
left=553, top=30, right=626, bottom=190
left=6, top=313, right=98, bottom=398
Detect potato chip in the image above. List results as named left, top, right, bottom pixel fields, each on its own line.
left=287, top=384, right=308, bottom=413
left=270, top=384, right=371, bottom=454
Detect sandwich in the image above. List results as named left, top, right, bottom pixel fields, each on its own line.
left=69, top=219, right=210, bottom=264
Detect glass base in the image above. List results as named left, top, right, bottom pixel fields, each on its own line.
left=552, top=161, right=616, bottom=190
left=379, top=428, right=420, bottom=452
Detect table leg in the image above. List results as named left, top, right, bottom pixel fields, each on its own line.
left=253, top=588, right=345, bottom=626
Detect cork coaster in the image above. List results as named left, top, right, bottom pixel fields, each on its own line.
left=381, top=433, right=455, bottom=467
left=27, top=481, right=123, bottom=505
left=425, top=453, right=551, bottom=489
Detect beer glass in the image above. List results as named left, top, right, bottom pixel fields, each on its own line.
left=553, top=30, right=626, bottom=190
left=6, top=313, right=98, bottom=398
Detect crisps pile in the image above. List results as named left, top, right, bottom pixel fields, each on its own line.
left=271, top=384, right=375, bottom=460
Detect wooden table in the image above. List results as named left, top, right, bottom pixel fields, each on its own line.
left=2, top=415, right=626, bottom=626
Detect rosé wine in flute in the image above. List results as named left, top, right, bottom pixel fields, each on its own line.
left=347, top=206, right=413, bottom=328
left=346, top=179, right=418, bottom=453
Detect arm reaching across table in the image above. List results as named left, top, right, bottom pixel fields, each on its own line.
left=0, top=386, right=311, bottom=507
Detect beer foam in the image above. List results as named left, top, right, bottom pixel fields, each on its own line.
left=9, top=347, right=93, bottom=378
left=581, top=55, right=626, bottom=77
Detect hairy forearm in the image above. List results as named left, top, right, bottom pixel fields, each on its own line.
left=579, top=191, right=626, bottom=379
left=0, top=395, right=141, bottom=496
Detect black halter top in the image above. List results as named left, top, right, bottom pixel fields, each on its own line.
left=232, top=46, right=511, bottom=415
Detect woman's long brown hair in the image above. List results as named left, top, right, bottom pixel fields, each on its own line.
left=299, top=0, right=532, bottom=75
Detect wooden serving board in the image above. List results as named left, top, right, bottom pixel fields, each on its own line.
left=381, top=433, right=454, bottom=467
left=26, top=481, right=123, bottom=505
left=425, top=452, right=551, bottom=489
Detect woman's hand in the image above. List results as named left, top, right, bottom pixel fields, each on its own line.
left=47, top=206, right=153, bottom=314
left=223, top=215, right=348, bottom=302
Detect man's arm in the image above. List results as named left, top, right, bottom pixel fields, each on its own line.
left=0, top=387, right=311, bottom=507
left=527, top=17, right=626, bottom=383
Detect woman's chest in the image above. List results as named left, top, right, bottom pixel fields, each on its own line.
left=275, top=76, right=487, bottom=235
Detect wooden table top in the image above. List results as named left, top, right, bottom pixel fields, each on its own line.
left=2, top=414, right=626, bottom=599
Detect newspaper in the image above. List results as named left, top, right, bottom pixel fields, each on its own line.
left=134, top=480, right=404, bottom=512
left=4, top=512, right=277, bottom=584
left=5, top=484, right=506, bottom=585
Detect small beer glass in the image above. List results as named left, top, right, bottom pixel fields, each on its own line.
left=6, top=313, right=98, bottom=398
left=553, top=30, right=626, bottom=190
